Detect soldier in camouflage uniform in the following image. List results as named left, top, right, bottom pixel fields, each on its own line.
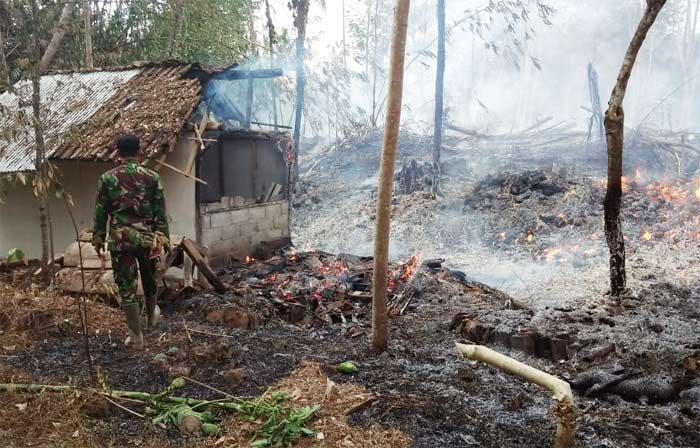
left=92, top=134, right=170, bottom=350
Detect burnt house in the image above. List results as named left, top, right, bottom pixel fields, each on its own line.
left=0, top=61, right=291, bottom=267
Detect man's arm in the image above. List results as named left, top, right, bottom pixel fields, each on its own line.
left=92, top=175, right=110, bottom=252
left=152, top=173, right=170, bottom=239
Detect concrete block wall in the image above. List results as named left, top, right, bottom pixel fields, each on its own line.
left=200, top=201, right=290, bottom=266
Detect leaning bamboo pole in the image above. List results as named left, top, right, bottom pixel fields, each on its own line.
left=456, top=343, right=577, bottom=448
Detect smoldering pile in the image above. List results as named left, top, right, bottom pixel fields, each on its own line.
left=189, top=248, right=523, bottom=339
left=462, top=168, right=700, bottom=264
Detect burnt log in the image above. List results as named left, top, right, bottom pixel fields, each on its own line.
left=569, top=369, right=687, bottom=404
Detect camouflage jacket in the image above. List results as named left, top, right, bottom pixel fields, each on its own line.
left=92, top=161, right=170, bottom=252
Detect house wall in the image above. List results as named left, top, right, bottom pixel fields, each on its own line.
left=200, top=201, right=290, bottom=266
left=0, top=134, right=197, bottom=260
left=0, top=161, right=113, bottom=260
left=159, top=133, right=197, bottom=239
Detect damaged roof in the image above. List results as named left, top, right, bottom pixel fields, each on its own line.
left=0, top=61, right=206, bottom=174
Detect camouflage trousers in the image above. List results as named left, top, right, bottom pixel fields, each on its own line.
left=110, top=249, right=158, bottom=306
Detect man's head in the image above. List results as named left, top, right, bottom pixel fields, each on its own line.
left=116, top=134, right=140, bottom=158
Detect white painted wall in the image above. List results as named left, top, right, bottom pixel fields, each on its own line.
left=0, top=134, right=197, bottom=260
left=159, top=133, right=197, bottom=239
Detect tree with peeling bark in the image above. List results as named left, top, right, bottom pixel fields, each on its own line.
left=604, top=0, right=667, bottom=298
left=291, top=0, right=310, bottom=184
left=372, top=0, right=411, bottom=353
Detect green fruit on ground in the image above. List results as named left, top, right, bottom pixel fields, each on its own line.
left=337, top=361, right=358, bottom=374
left=170, top=377, right=186, bottom=389
left=202, top=423, right=220, bottom=436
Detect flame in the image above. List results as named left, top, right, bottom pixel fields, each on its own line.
left=526, top=233, right=534, bottom=242
left=543, top=247, right=562, bottom=262
left=621, top=176, right=629, bottom=192
left=245, top=256, right=255, bottom=264
left=388, top=253, right=423, bottom=293
left=642, top=230, right=652, bottom=241
left=695, top=185, right=700, bottom=200
left=634, top=168, right=643, bottom=181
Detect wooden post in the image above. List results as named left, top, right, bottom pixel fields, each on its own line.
left=372, top=0, right=411, bottom=353
left=183, top=253, right=194, bottom=289
left=181, top=238, right=226, bottom=293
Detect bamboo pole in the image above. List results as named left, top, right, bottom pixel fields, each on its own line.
left=456, top=343, right=577, bottom=448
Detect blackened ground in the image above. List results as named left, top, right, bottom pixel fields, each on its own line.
left=5, top=271, right=699, bottom=448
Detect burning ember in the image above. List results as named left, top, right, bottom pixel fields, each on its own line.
left=388, top=253, right=423, bottom=293
left=542, top=247, right=562, bottom=263
left=245, top=256, right=256, bottom=264
left=287, top=248, right=300, bottom=263
left=642, top=230, right=653, bottom=241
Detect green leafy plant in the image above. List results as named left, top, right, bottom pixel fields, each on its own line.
left=7, top=248, right=25, bottom=264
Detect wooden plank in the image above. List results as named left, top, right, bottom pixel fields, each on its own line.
left=184, top=133, right=200, bottom=175
left=264, top=183, right=282, bottom=203
left=156, top=160, right=208, bottom=185
left=183, top=253, right=194, bottom=288
left=181, top=238, right=226, bottom=293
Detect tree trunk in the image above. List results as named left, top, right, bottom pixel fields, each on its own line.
left=432, top=0, right=445, bottom=197
left=30, top=2, right=50, bottom=284
left=39, top=1, right=76, bottom=71
left=587, top=63, right=604, bottom=147
left=83, top=0, right=93, bottom=69
left=244, top=0, right=258, bottom=129
left=0, top=25, right=11, bottom=92
left=168, top=0, right=185, bottom=58
left=342, top=0, right=347, bottom=69
left=604, top=0, right=667, bottom=298
left=370, top=0, right=381, bottom=127
left=264, top=0, right=279, bottom=127
left=372, top=0, right=411, bottom=353
left=292, top=0, right=310, bottom=184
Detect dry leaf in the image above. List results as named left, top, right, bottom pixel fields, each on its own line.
left=324, top=378, right=337, bottom=400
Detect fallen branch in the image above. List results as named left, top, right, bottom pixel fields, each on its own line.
left=456, top=343, right=576, bottom=448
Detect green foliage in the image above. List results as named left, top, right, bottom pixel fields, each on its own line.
left=239, top=392, right=319, bottom=447
left=0, top=0, right=252, bottom=75
left=134, top=380, right=319, bottom=445
left=7, top=247, right=25, bottom=264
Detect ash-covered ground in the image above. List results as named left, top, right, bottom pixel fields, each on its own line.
left=293, top=129, right=700, bottom=309
left=289, top=129, right=700, bottom=447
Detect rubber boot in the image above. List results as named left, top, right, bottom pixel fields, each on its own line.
left=145, top=295, right=161, bottom=329
left=123, top=302, right=144, bottom=350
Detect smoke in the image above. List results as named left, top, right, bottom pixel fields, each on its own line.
left=285, top=0, right=700, bottom=135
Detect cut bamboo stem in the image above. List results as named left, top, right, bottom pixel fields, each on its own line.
left=456, top=343, right=577, bottom=448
